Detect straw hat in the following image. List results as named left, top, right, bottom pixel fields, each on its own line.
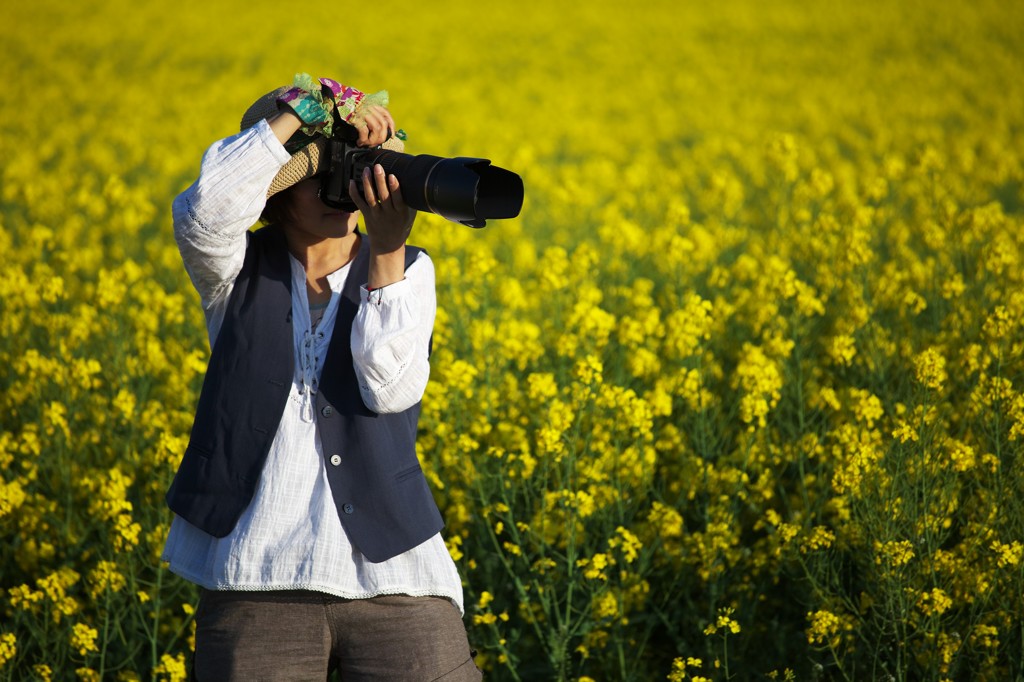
left=240, top=84, right=405, bottom=197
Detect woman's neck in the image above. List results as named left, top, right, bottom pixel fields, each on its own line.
left=284, top=230, right=361, bottom=301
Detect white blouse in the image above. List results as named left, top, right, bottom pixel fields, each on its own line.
left=161, top=119, right=463, bottom=613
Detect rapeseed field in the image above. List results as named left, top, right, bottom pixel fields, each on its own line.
left=2, top=0, right=1023, bottom=679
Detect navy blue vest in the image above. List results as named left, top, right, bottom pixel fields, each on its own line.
left=166, top=225, right=444, bottom=563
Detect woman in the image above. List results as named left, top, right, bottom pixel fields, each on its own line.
left=162, top=74, right=481, bottom=681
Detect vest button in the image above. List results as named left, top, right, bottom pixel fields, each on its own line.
left=343, top=503, right=354, bottom=514
left=330, top=455, right=342, bottom=466
left=321, top=405, right=334, bottom=417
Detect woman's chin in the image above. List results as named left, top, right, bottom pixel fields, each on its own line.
left=325, top=212, right=359, bottom=232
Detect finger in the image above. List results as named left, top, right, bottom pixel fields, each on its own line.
left=372, top=107, right=395, bottom=144
left=388, top=174, right=404, bottom=207
left=349, top=179, right=370, bottom=212
left=359, top=109, right=382, bottom=146
left=356, top=124, right=371, bottom=147
left=366, top=110, right=390, bottom=146
left=361, top=113, right=380, bottom=146
left=361, top=166, right=380, bottom=206
left=374, top=164, right=390, bottom=204
left=377, top=107, right=396, bottom=139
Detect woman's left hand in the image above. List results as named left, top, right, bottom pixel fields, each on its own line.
left=350, top=164, right=416, bottom=255
left=353, top=106, right=397, bottom=148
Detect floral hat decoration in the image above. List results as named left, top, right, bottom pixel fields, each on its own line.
left=240, top=73, right=407, bottom=197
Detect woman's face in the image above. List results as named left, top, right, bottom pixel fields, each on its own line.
left=279, top=177, right=359, bottom=240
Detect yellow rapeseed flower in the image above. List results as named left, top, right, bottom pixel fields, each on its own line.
left=70, top=623, right=99, bottom=656
left=609, top=527, right=642, bottom=563
left=806, top=610, right=841, bottom=647
left=153, top=653, right=189, bottom=682
left=0, top=479, right=27, bottom=518
left=916, top=588, right=953, bottom=617
left=734, top=344, right=783, bottom=430
left=87, top=561, right=126, bottom=600
left=913, top=347, right=947, bottom=392
left=874, top=540, right=915, bottom=568
left=0, top=633, right=16, bottom=668
left=990, top=540, right=1023, bottom=568
left=704, top=607, right=741, bottom=635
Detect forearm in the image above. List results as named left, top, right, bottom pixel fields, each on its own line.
left=267, top=110, right=303, bottom=145
left=367, top=245, right=408, bottom=290
left=357, top=164, right=416, bottom=288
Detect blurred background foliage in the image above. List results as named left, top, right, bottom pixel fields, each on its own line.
left=2, top=0, right=1024, bottom=679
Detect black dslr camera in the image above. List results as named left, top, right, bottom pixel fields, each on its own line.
left=318, top=118, right=524, bottom=228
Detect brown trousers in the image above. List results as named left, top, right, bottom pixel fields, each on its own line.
left=192, top=590, right=483, bottom=681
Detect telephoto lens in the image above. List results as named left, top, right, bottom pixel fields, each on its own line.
left=320, top=138, right=524, bottom=228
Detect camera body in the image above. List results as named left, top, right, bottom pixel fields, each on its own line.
left=318, top=121, right=523, bottom=228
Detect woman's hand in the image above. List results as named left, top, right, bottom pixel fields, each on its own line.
left=353, top=105, right=396, bottom=148
left=351, top=163, right=416, bottom=289
left=276, top=74, right=395, bottom=148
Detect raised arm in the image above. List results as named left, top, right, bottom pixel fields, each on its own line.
left=171, top=117, right=295, bottom=316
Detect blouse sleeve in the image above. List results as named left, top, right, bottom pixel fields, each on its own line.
left=172, top=119, right=292, bottom=316
left=351, top=251, right=436, bottom=413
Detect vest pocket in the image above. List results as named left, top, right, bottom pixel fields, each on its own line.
left=185, top=443, right=213, bottom=460
left=393, top=464, right=423, bottom=483
left=175, top=445, right=213, bottom=487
